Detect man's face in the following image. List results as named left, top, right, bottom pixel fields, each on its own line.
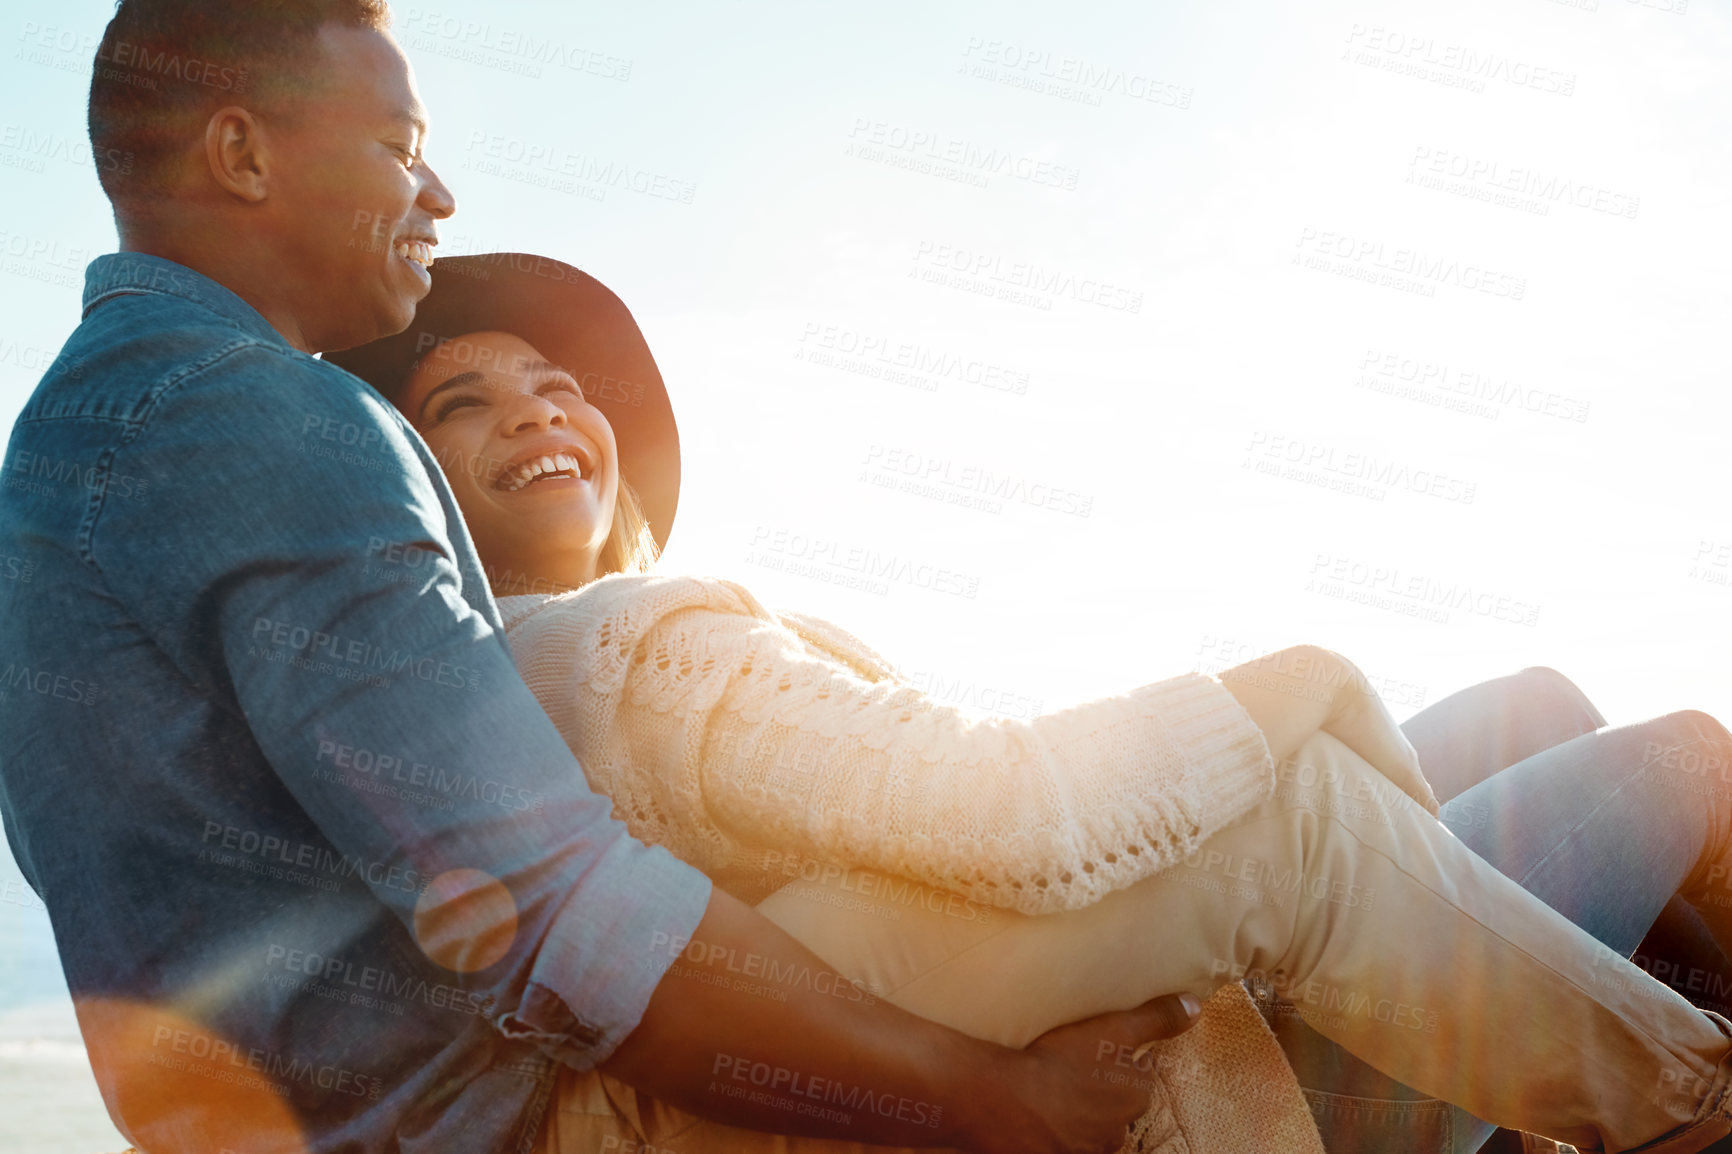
left=262, top=25, right=455, bottom=352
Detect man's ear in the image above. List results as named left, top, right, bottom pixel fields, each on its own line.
left=204, top=106, right=269, bottom=202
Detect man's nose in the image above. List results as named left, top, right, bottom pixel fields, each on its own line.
left=417, top=160, right=457, bottom=220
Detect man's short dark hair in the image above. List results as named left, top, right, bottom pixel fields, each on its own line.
left=88, top=0, right=393, bottom=205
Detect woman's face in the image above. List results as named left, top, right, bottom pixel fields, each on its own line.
left=397, top=330, right=619, bottom=591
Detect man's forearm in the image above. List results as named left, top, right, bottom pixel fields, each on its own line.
left=600, top=887, right=1010, bottom=1149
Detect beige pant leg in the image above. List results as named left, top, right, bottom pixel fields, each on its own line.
left=547, top=732, right=1732, bottom=1153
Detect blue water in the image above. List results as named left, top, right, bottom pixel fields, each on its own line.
left=1, top=828, right=130, bottom=1153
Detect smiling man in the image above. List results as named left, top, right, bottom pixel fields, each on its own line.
left=0, top=3, right=1197, bottom=1152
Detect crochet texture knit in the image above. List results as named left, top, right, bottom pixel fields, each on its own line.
left=498, top=573, right=1275, bottom=917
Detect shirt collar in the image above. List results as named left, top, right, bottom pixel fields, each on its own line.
left=81, top=252, right=294, bottom=349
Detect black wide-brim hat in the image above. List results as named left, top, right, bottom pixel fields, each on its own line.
left=325, top=253, right=680, bottom=552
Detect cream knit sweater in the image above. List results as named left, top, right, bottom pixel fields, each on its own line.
left=500, top=573, right=1275, bottom=916
left=500, top=573, right=1325, bottom=1154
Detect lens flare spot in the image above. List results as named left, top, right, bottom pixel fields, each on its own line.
left=74, top=996, right=308, bottom=1154
left=414, top=868, right=518, bottom=973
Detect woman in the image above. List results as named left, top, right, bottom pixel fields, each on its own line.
left=328, top=254, right=1732, bottom=1154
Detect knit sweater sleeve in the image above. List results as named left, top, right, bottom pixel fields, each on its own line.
left=502, top=576, right=1275, bottom=917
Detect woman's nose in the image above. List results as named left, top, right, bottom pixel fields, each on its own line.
left=501, top=392, right=566, bottom=434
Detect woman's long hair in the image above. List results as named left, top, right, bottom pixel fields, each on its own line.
left=598, top=476, right=659, bottom=578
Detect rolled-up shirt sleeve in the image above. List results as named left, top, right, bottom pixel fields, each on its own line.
left=87, top=345, right=709, bottom=1068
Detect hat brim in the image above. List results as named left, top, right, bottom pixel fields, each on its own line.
left=324, top=253, right=680, bottom=553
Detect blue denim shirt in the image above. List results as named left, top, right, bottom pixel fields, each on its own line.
left=0, top=254, right=712, bottom=1154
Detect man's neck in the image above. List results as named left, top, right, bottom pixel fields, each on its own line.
left=119, top=227, right=314, bottom=353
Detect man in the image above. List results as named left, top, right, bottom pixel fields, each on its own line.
left=0, top=2, right=1198, bottom=1152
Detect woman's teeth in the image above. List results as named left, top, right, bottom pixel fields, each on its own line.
left=395, top=241, right=434, bottom=268
left=498, top=452, right=583, bottom=492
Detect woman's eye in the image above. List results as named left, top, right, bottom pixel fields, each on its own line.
left=430, top=395, right=483, bottom=422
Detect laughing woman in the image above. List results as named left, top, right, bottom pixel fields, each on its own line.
left=329, top=255, right=1732, bottom=1154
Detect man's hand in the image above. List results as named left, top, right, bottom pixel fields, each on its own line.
left=959, top=994, right=1202, bottom=1154
left=606, top=891, right=1199, bottom=1153
left=1219, top=645, right=1438, bottom=816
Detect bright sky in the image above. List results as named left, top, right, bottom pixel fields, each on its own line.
left=0, top=0, right=1727, bottom=1144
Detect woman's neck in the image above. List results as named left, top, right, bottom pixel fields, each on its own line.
left=486, top=551, right=599, bottom=598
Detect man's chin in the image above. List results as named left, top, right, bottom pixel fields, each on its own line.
left=317, top=290, right=424, bottom=355
left=381, top=287, right=427, bottom=335
left=385, top=263, right=435, bottom=325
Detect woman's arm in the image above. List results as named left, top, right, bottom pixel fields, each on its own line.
left=599, top=592, right=1276, bottom=916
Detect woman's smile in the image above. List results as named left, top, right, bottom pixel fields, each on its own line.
left=494, top=446, right=593, bottom=493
